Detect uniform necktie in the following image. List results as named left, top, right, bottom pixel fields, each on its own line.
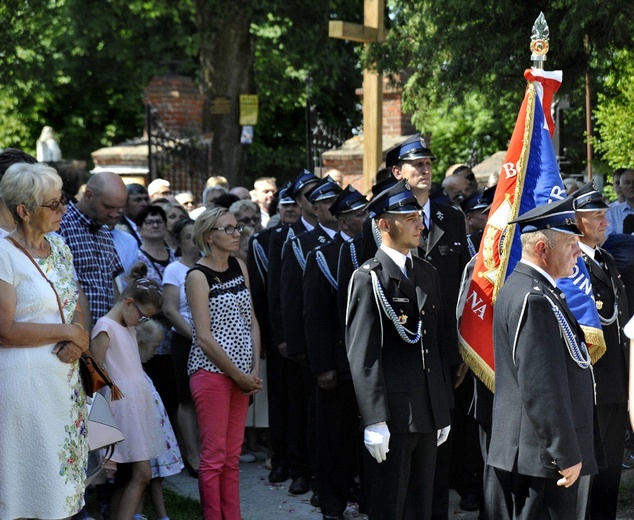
left=421, top=212, right=429, bottom=242
left=594, top=248, right=606, bottom=271
left=405, top=257, right=415, bottom=282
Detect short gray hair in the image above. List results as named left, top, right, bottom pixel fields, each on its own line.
left=0, top=162, right=63, bottom=220
left=229, top=199, right=259, bottom=217
left=193, top=206, right=229, bottom=256
left=520, top=228, right=557, bottom=251
left=202, top=185, right=228, bottom=205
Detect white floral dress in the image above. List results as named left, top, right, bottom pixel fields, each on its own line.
left=0, top=234, right=88, bottom=519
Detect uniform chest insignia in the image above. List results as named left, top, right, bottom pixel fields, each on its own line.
left=596, top=299, right=604, bottom=310
left=393, top=297, right=409, bottom=303
left=318, top=236, right=327, bottom=243
left=397, top=313, right=408, bottom=325
left=436, top=211, right=444, bottom=221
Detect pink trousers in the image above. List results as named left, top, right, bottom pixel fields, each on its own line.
left=190, top=370, right=249, bottom=520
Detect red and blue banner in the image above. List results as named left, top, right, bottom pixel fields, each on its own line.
left=458, top=68, right=605, bottom=391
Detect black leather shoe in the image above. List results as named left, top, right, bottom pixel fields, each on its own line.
left=288, top=475, right=310, bottom=495
left=268, top=467, right=289, bottom=483
left=322, top=514, right=344, bottom=520
left=459, top=493, right=479, bottom=512
left=310, top=492, right=320, bottom=507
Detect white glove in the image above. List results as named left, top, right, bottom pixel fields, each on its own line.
left=437, top=425, right=451, bottom=446
left=364, top=421, right=391, bottom=463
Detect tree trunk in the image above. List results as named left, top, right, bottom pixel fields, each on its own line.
left=196, top=0, right=255, bottom=187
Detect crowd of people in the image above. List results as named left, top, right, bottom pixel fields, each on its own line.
left=0, top=139, right=634, bottom=520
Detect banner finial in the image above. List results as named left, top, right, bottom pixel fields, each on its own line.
left=530, top=12, right=550, bottom=68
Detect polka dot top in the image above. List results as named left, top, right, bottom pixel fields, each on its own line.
left=186, top=257, right=253, bottom=376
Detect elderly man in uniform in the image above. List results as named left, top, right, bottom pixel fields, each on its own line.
left=572, top=181, right=629, bottom=520
left=346, top=179, right=452, bottom=520
left=487, top=196, right=601, bottom=519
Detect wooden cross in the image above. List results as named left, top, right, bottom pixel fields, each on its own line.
left=329, top=0, right=386, bottom=193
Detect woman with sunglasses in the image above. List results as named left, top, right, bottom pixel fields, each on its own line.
left=0, top=162, right=90, bottom=519
left=186, top=207, right=262, bottom=519
left=90, top=264, right=167, bottom=519
left=229, top=199, right=263, bottom=233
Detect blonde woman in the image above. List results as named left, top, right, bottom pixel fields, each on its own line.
left=186, top=207, right=262, bottom=519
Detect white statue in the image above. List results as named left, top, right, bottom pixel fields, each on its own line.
left=36, top=126, right=62, bottom=162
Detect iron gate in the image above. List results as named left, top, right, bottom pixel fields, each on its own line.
left=146, top=102, right=212, bottom=202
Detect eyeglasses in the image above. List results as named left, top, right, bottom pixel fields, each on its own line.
left=39, top=195, right=68, bottom=211
left=238, top=216, right=261, bottom=224
left=210, top=224, right=244, bottom=235
left=143, top=219, right=166, bottom=227
left=132, top=301, right=151, bottom=323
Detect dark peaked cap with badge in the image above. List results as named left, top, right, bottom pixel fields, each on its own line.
left=366, top=179, right=422, bottom=219
left=371, top=175, right=398, bottom=199
left=329, top=185, right=368, bottom=217
left=510, top=195, right=583, bottom=235
left=277, top=183, right=296, bottom=205
left=572, top=181, right=609, bottom=212
left=305, top=175, right=342, bottom=203
left=289, top=169, right=320, bottom=199
left=385, top=133, right=436, bottom=168
left=461, top=185, right=496, bottom=214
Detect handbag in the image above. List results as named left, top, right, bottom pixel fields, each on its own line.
left=5, top=236, right=123, bottom=400
left=87, top=391, right=125, bottom=451
left=85, top=392, right=125, bottom=484
left=79, top=351, right=124, bottom=400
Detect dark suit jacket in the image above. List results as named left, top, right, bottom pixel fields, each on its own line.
left=488, top=262, right=600, bottom=478
left=267, top=221, right=308, bottom=346
left=281, top=224, right=332, bottom=358
left=582, top=248, right=629, bottom=405
left=337, top=218, right=384, bottom=331
left=346, top=248, right=451, bottom=433
left=304, top=233, right=350, bottom=377
left=247, top=228, right=274, bottom=350
left=418, top=201, right=469, bottom=369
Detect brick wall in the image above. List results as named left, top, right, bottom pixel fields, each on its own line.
left=143, top=75, right=204, bottom=137
left=382, top=87, right=416, bottom=137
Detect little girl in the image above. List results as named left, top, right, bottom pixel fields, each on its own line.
left=91, top=263, right=167, bottom=520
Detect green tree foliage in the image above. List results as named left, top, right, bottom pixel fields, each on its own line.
left=365, top=0, right=634, bottom=177
left=0, top=0, right=198, bottom=159
left=594, top=48, right=634, bottom=169
left=246, top=0, right=363, bottom=183
left=0, top=0, right=361, bottom=184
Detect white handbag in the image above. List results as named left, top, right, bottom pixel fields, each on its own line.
left=86, top=392, right=125, bottom=484
left=87, top=391, right=125, bottom=451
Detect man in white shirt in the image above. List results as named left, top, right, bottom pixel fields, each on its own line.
left=606, top=169, right=634, bottom=234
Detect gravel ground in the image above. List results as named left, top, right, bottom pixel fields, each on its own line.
left=163, top=463, right=634, bottom=519
left=165, top=461, right=479, bottom=520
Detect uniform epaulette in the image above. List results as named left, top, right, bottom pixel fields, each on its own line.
left=290, top=229, right=310, bottom=242
left=313, top=240, right=334, bottom=253
left=358, top=257, right=380, bottom=273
